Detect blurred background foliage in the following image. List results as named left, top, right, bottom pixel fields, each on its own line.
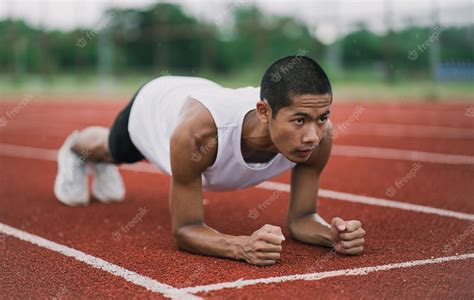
left=0, top=2, right=473, bottom=100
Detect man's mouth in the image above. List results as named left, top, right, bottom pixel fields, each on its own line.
left=297, top=147, right=314, bottom=156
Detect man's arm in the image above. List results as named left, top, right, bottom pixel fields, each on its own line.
left=286, top=121, right=366, bottom=255
left=169, top=101, right=284, bottom=266
left=286, top=121, right=333, bottom=247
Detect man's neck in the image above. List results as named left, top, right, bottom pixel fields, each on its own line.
left=240, top=110, right=278, bottom=163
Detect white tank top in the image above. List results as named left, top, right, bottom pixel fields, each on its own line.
left=128, top=76, right=296, bottom=191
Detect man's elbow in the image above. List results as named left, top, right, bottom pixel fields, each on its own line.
left=171, top=222, right=202, bottom=250
left=286, top=217, right=299, bottom=238
left=172, top=225, right=190, bottom=250
left=172, top=227, right=184, bottom=248
left=286, top=213, right=306, bottom=232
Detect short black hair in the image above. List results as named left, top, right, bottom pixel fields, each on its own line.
left=260, top=55, right=332, bottom=119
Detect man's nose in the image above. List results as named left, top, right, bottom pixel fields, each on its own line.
left=302, top=124, right=320, bottom=144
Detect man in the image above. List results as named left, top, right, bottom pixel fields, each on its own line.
left=54, top=55, right=366, bottom=266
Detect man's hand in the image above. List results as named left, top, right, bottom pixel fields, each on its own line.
left=330, top=217, right=366, bottom=255
left=240, top=224, right=285, bottom=266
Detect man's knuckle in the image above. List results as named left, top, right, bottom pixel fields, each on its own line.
left=349, top=221, right=358, bottom=229
left=272, top=238, right=282, bottom=245
left=342, top=233, right=352, bottom=240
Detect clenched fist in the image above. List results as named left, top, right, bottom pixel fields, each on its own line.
left=240, top=224, right=285, bottom=266
left=330, top=217, right=366, bottom=255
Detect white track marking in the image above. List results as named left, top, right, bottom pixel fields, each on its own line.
left=1, top=143, right=474, bottom=297
left=2, top=191, right=473, bottom=298
left=337, top=123, right=474, bottom=139
left=256, top=182, right=474, bottom=221
left=0, top=143, right=57, bottom=160
left=1, top=142, right=473, bottom=166
left=1, top=143, right=473, bottom=221
left=0, top=119, right=87, bottom=129
left=332, top=145, right=474, bottom=165
left=0, top=223, right=197, bottom=300
left=1, top=118, right=474, bottom=140
left=180, top=253, right=474, bottom=294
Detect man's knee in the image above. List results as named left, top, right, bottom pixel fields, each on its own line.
left=72, top=127, right=112, bottom=162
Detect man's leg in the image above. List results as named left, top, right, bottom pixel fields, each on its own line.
left=55, top=86, right=144, bottom=206
left=55, top=126, right=126, bottom=206
left=71, top=126, right=115, bottom=163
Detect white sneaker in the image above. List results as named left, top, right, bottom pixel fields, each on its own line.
left=91, top=163, right=125, bottom=203
left=54, top=131, right=90, bottom=206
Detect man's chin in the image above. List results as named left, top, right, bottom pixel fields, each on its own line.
left=283, top=153, right=309, bottom=163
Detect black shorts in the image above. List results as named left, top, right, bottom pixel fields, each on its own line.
left=108, top=88, right=145, bottom=164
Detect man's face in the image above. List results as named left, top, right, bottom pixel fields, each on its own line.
left=268, top=94, right=332, bottom=163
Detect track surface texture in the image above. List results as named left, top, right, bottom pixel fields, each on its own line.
left=1, top=99, right=473, bottom=299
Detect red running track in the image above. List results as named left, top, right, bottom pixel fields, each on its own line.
left=0, top=99, right=473, bottom=299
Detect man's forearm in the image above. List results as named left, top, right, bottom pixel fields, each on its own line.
left=288, top=213, right=333, bottom=247
left=174, top=223, right=246, bottom=260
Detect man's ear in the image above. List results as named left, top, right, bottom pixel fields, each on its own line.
left=256, top=100, right=272, bottom=124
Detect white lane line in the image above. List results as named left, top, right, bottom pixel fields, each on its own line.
left=1, top=143, right=473, bottom=221
left=2, top=142, right=474, bottom=166
left=0, top=223, right=197, bottom=300
left=180, top=253, right=474, bottom=294
left=337, top=123, right=474, bottom=139
left=1, top=144, right=473, bottom=296
left=0, top=143, right=57, bottom=160
left=256, top=182, right=474, bottom=221
left=2, top=119, right=474, bottom=140
left=331, top=145, right=474, bottom=165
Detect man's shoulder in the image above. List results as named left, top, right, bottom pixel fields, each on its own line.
left=173, top=98, right=218, bottom=143
left=170, top=98, right=218, bottom=174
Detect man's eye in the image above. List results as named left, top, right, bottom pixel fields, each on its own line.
left=318, top=116, right=329, bottom=124
left=293, top=118, right=305, bottom=125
